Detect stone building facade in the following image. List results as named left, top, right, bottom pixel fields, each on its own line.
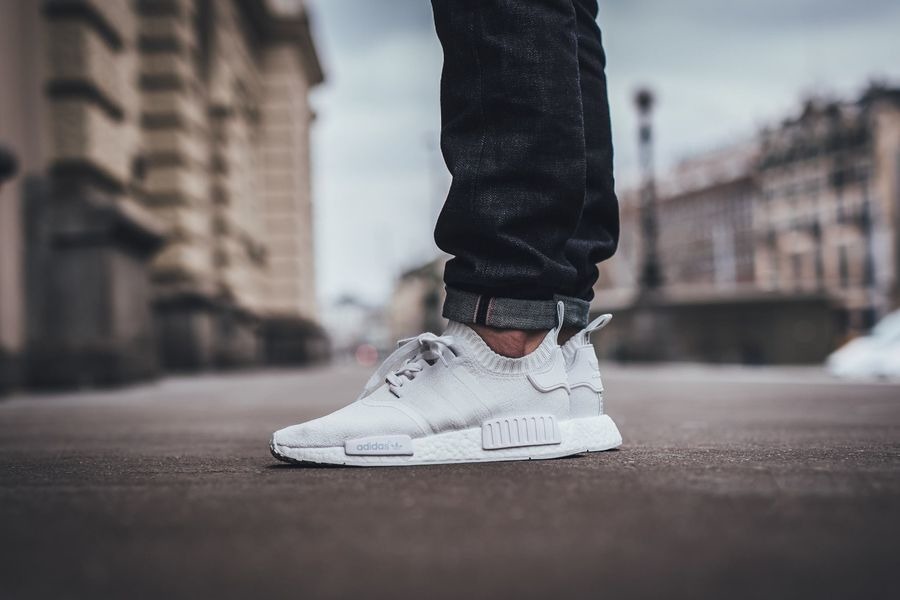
left=388, top=258, right=447, bottom=341
left=754, top=87, right=900, bottom=331
left=594, top=84, right=900, bottom=362
left=0, top=0, right=323, bottom=390
left=605, top=143, right=759, bottom=298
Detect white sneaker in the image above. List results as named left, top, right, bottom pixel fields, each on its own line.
left=560, top=313, right=618, bottom=452
left=270, top=306, right=622, bottom=466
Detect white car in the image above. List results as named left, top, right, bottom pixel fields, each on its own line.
left=827, top=310, right=900, bottom=380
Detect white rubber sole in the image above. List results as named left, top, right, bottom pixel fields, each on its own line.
left=270, top=414, right=622, bottom=467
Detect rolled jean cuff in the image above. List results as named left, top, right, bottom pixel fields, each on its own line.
left=442, top=287, right=590, bottom=330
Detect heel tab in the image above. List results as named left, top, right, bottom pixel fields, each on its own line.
left=586, top=313, right=613, bottom=334
left=552, top=300, right=566, bottom=344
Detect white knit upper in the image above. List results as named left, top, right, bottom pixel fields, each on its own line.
left=443, top=320, right=556, bottom=374
left=273, top=322, right=571, bottom=448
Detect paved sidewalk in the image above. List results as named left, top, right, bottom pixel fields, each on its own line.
left=1, top=364, right=898, bottom=599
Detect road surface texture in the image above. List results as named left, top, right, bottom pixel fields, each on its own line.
left=1, top=363, right=898, bottom=599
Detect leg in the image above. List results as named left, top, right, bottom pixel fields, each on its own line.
left=269, top=0, right=624, bottom=465
left=563, top=0, right=619, bottom=302
left=432, top=0, right=590, bottom=330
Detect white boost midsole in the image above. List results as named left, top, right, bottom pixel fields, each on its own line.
left=272, top=414, right=622, bottom=466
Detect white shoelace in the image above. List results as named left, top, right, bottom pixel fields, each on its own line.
left=359, top=333, right=457, bottom=398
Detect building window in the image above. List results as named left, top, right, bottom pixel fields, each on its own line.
left=194, top=0, right=213, bottom=82
left=791, top=252, right=804, bottom=288
left=770, top=253, right=779, bottom=287
left=838, top=245, right=850, bottom=289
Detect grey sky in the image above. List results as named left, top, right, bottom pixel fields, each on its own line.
left=307, top=0, right=900, bottom=306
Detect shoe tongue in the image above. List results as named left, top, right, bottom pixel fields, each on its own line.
left=443, top=321, right=556, bottom=374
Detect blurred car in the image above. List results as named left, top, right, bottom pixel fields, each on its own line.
left=826, top=309, right=900, bottom=380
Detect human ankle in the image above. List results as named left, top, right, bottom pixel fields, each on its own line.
left=469, top=325, right=548, bottom=358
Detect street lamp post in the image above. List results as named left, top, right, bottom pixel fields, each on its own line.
left=635, top=88, right=663, bottom=292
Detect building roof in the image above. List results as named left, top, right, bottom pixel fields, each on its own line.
left=656, top=140, right=759, bottom=199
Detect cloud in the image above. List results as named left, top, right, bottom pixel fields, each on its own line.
left=603, top=0, right=900, bottom=183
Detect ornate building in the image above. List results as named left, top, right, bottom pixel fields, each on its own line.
left=594, top=84, right=900, bottom=362
left=754, top=87, right=900, bottom=331
left=598, top=142, right=759, bottom=301
left=0, top=0, right=323, bottom=390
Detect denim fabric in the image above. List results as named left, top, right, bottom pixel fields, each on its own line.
left=442, top=288, right=591, bottom=331
left=432, top=0, right=619, bottom=329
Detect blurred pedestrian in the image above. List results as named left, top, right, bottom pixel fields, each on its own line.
left=0, top=144, right=18, bottom=194
left=272, top=0, right=621, bottom=466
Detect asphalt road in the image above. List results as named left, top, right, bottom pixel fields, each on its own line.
left=1, top=364, right=898, bottom=599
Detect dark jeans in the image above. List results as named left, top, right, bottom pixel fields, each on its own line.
left=432, top=0, right=619, bottom=330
